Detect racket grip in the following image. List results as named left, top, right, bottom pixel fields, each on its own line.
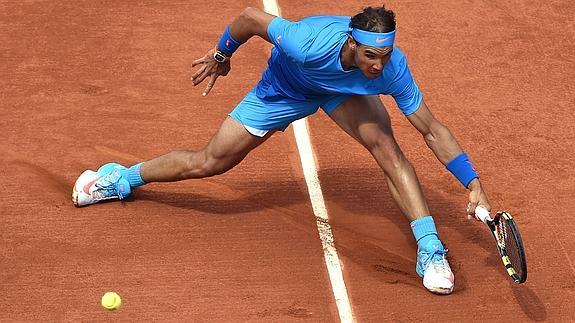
left=475, top=206, right=492, bottom=223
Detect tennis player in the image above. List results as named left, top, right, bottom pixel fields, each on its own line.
left=72, top=5, right=492, bottom=295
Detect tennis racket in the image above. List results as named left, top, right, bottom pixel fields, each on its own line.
left=475, top=206, right=528, bottom=284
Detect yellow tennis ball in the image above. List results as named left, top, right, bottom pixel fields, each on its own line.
left=101, top=292, right=122, bottom=310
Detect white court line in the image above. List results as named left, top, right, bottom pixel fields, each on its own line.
left=261, top=1, right=354, bottom=322
left=291, top=119, right=355, bottom=323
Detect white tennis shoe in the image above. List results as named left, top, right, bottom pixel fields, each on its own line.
left=72, top=164, right=131, bottom=207
left=416, top=240, right=455, bottom=295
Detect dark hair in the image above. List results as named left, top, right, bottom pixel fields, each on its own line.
left=350, top=5, right=396, bottom=32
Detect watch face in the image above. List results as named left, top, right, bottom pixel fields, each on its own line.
left=214, top=51, right=227, bottom=63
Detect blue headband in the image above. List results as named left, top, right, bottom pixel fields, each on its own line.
left=351, top=28, right=396, bottom=47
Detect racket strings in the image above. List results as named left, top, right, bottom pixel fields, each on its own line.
left=495, top=221, right=507, bottom=247
left=500, top=218, right=524, bottom=277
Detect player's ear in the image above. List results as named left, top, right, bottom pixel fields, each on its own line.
left=348, top=37, right=357, bottom=51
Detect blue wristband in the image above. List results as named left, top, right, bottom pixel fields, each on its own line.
left=217, top=25, right=242, bottom=56
left=446, top=152, right=479, bottom=188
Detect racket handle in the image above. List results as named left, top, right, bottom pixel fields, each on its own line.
left=475, top=206, right=492, bottom=223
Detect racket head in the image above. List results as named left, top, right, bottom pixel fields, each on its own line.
left=493, top=211, right=528, bottom=283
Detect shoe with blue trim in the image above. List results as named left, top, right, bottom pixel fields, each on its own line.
left=95, top=162, right=126, bottom=175
left=72, top=163, right=131, bottom=207
left=416, top=239, right=454, bottom=295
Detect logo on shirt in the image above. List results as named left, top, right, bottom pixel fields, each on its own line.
left=276, top=35, right=282, bottom=45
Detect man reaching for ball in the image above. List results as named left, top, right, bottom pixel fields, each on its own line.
left=72, top=5, right=492, bottom=295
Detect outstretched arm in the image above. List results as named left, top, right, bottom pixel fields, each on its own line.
left=407, top=99, right=491, bottom=219
left=191, top=7, right=276, bottom=95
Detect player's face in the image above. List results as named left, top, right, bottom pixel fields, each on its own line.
left=355, top=45, right=393, bottom=79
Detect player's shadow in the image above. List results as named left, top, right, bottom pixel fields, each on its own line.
left=318, top=166, right=546, bottom=318
left=316, top=166, right=471, bottom=291
left=135, top=178, right=308, bottom=215
left=135, top=165, right=546, bottom=315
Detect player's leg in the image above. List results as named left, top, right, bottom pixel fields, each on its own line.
left=140, top=116, right=274, bottom=182
left=72, top=86, right=318, bottom=207
left=324, top=95, right=454, bottom=294
left=327, top=95, right=428, bottom=219
left=72, top=116, right=275, bottom=207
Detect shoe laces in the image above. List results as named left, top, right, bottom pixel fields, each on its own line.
left=429, top=249, right=450, bottom=274
left=93, top=171, right=127, bottom=200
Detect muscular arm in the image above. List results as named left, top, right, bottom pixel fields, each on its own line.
left=407, top=99, right=491, bottom=217
left=227, top=7, right=276, bottom=44
left=407, top=100, right=480, bottom=194
left=406, top=100, right=463, bottom=164
left=407, top=99, right=481, bottom=190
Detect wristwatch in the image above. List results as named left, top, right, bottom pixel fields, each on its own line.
left=213, top=48, right=230, bottom=63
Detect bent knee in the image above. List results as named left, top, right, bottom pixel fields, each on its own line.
left=368, top=135, right=405, bottom=167
left=186, top=150, right=242, bottom=178
left=194, top=158, right=231, bottom=177
left=368, top=133, right=397, bottom=154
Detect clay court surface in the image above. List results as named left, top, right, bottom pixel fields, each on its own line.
left=1, top=0, right=574, bottom=321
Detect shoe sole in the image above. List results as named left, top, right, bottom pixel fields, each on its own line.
left=72, top=176, right=85, bottom=207
left=425, top=284, right=454, bottom=295
left=72, top=185, right=79, bottom=207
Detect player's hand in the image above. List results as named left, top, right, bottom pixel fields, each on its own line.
left=466, top=179, right=491, bottom=221
left=191, top=48, right=231, bottom=96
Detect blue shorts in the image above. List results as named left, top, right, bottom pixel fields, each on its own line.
left=229, top=88, right=350, bottom=132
